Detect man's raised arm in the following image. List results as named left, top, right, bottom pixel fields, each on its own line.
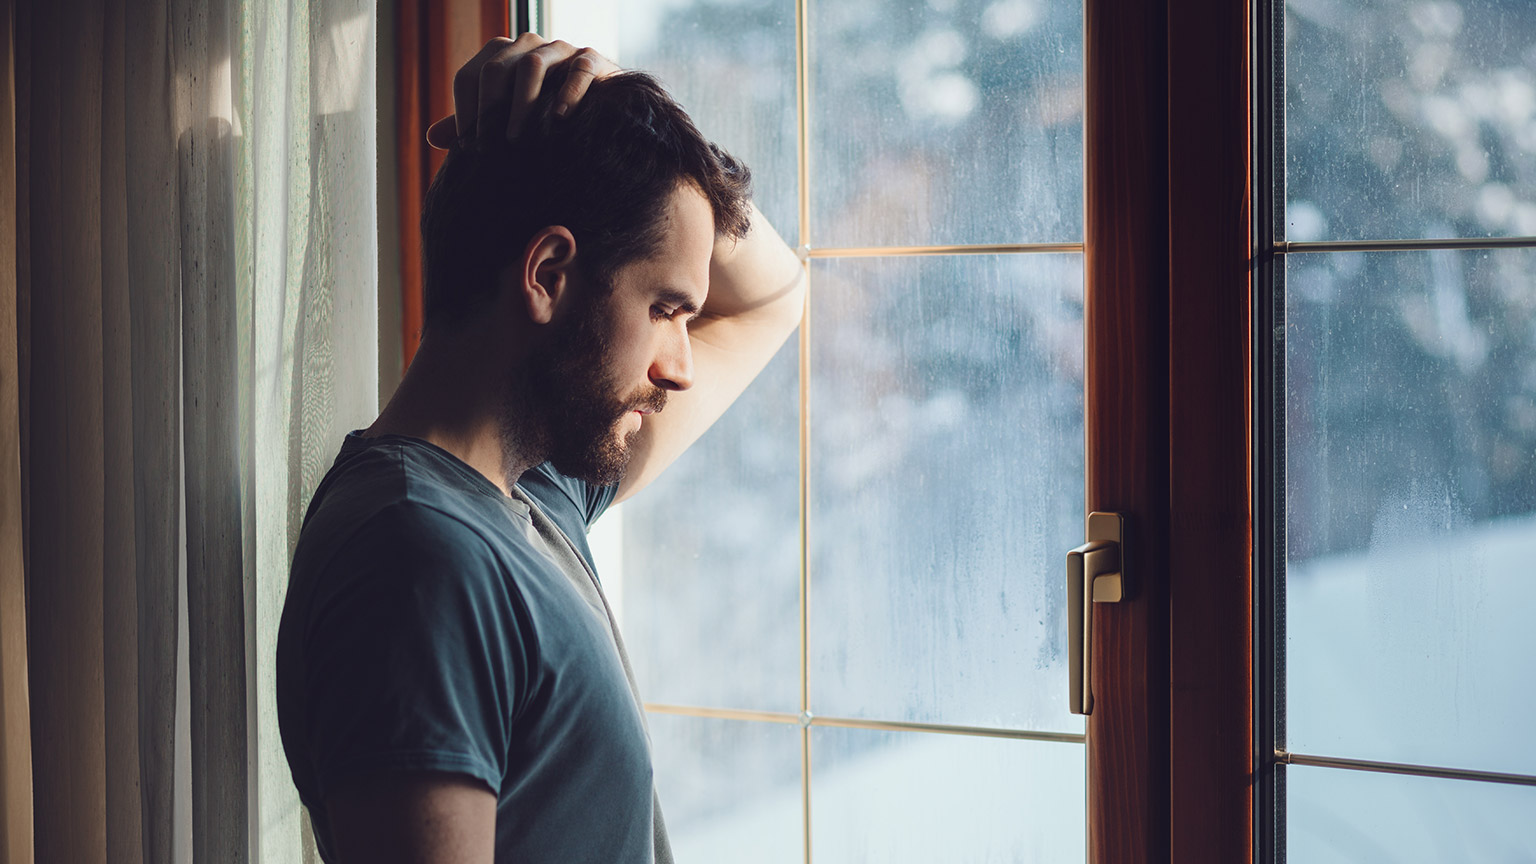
left=613, top=202, right=804, bottom=502
left=431, top=34, right=806, bottom=503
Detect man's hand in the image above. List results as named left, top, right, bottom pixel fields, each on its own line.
left=426, top=34, right=621, bottom=150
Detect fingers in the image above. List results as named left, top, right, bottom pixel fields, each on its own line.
left=548, top=48, right=620, bottom=122
left=431, top=34, right=617, bottom=151
left=451, top=35, right=529, bottom=142
left=504, top=40, right=580, bottom=139
left=475, top=53, right=517, bottom=138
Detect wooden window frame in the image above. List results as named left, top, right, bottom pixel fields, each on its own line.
left=1085, top=0, right=1252, bottom=861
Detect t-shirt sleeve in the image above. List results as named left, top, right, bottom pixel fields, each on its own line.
left=583, top=474, right=620, bottom=525
left=299, top=502, right=526, bottom=802
left=524, top=461, right=619, bottom=528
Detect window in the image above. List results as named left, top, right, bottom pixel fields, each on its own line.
left=544, top=0, right=1091, bottom=858
left=1261, top=0, right=1536, bottom=858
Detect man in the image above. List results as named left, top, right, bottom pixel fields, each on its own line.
left=275, top=35, right=804, bottom=863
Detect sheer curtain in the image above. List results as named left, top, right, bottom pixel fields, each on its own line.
left=2, top=0, right=377, bottom=861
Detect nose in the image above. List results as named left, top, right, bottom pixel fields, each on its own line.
left=648, top=326, right=695, bottom=392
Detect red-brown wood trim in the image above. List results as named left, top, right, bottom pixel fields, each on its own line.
left=396, top=0, right=427, bottom=368
left=1083, top=0, right=1171, bottom=861
left=482, top=0, right=511, bottom=48
left=1166, top=0, right=1254, bottom=861
left=395, top=0, right=511, bottom=371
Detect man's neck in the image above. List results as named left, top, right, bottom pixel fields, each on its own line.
left=365, top=329, right=541, bottom=496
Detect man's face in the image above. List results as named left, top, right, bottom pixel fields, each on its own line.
left=521, top=183, right=716, bottom=485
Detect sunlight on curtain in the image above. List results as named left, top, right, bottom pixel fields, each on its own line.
left=236, top=1, right=378, bottom=862
left=9, top=0, right=375, bottom=861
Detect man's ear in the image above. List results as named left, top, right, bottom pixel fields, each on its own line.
left=516, top=226, right=579, bottom=325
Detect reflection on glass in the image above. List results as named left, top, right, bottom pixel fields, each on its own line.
left=648, top=714, right=802, bottom=863
left=1284, top=249, right=1536, bottom=774
left=811, top=726, right=1084, bottom=862
left=623, top=343, right=801, bottom=711
left=1285, top=0, right=1536, bottom=241
left=1288, top=765, right=1536, bottom=862
left=809, top=255, right=1084, bottom=730
left=810, top=0, right=1084, bottom=246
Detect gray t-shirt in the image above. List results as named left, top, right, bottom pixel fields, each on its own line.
left=276, top=433, right=671, bottom=863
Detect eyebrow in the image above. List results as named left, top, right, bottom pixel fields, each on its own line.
left=655, top=288, right=702, bottom=318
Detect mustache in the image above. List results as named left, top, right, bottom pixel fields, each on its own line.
left=625, top=386, right=668, bottom=415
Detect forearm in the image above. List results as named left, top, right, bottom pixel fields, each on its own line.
left=612, top=201, right=804, bottom=503
left=701, top=202, right=806, bottom=331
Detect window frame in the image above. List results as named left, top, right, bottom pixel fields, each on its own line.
left=1253, top=0, right=1281, bottom=860
left=1087, top=0, right=1253, bottom=860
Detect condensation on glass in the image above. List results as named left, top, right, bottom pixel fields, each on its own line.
left=811, top=726, right=1086, bottom=862
left=649, top=714, right=803, bottom=863
left=1284, top=0, right=1536, bottom=242
left=809, top=254, right=1085, bottom=731
left=547, top=0, right=800, bottom=240
left=1280, top=0, right=1536, bottom=857
left=809, top=0, right=1085, bottom=247
left=1284, top=248, right=1536, bottom=776
left=1286, top=764, right=1536, bottom=862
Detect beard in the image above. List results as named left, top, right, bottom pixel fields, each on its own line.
left=502, top=289, right=668, bottom=487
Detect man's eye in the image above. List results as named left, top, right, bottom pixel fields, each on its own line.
left=652, top=305, right=676, bottom=321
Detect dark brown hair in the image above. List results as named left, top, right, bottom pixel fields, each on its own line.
left=420, top=70, right=753, bottom=330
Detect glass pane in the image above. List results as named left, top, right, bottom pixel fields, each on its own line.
left=648, top=714, right=803, bottom=863
left=1284, top=249, right=1536, bottom=774
left=809, top=0, right=1084, bottom=247
left=548, top=0, right=799, bottom=240
left=623, top=343, right=801, bottom=711
left=811, top=727, right=1084, bottom=862
left=809, top=255, right=1084, bottom=730
left=1287, top=765, right=1536, bottom=862
left=1285, top=0, right=1536, bottom=241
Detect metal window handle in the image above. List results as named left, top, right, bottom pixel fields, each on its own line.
left=1067, top=512, right=1126, bottom=715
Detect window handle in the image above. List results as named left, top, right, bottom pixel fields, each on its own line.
left=1066, top=512, right=1126, bottom=715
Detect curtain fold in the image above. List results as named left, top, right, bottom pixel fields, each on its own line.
left=0, top=0, right=33, bottom=859
left=100, top=0, right=143, bottom=860
left=26, top=5, right=111, bottom=864
left=7, top=0, right=378, bottom=861
left=123, top=0, right=182, bottom=858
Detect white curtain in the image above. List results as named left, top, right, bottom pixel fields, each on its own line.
left=5, top=0, right=377, bottom=860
